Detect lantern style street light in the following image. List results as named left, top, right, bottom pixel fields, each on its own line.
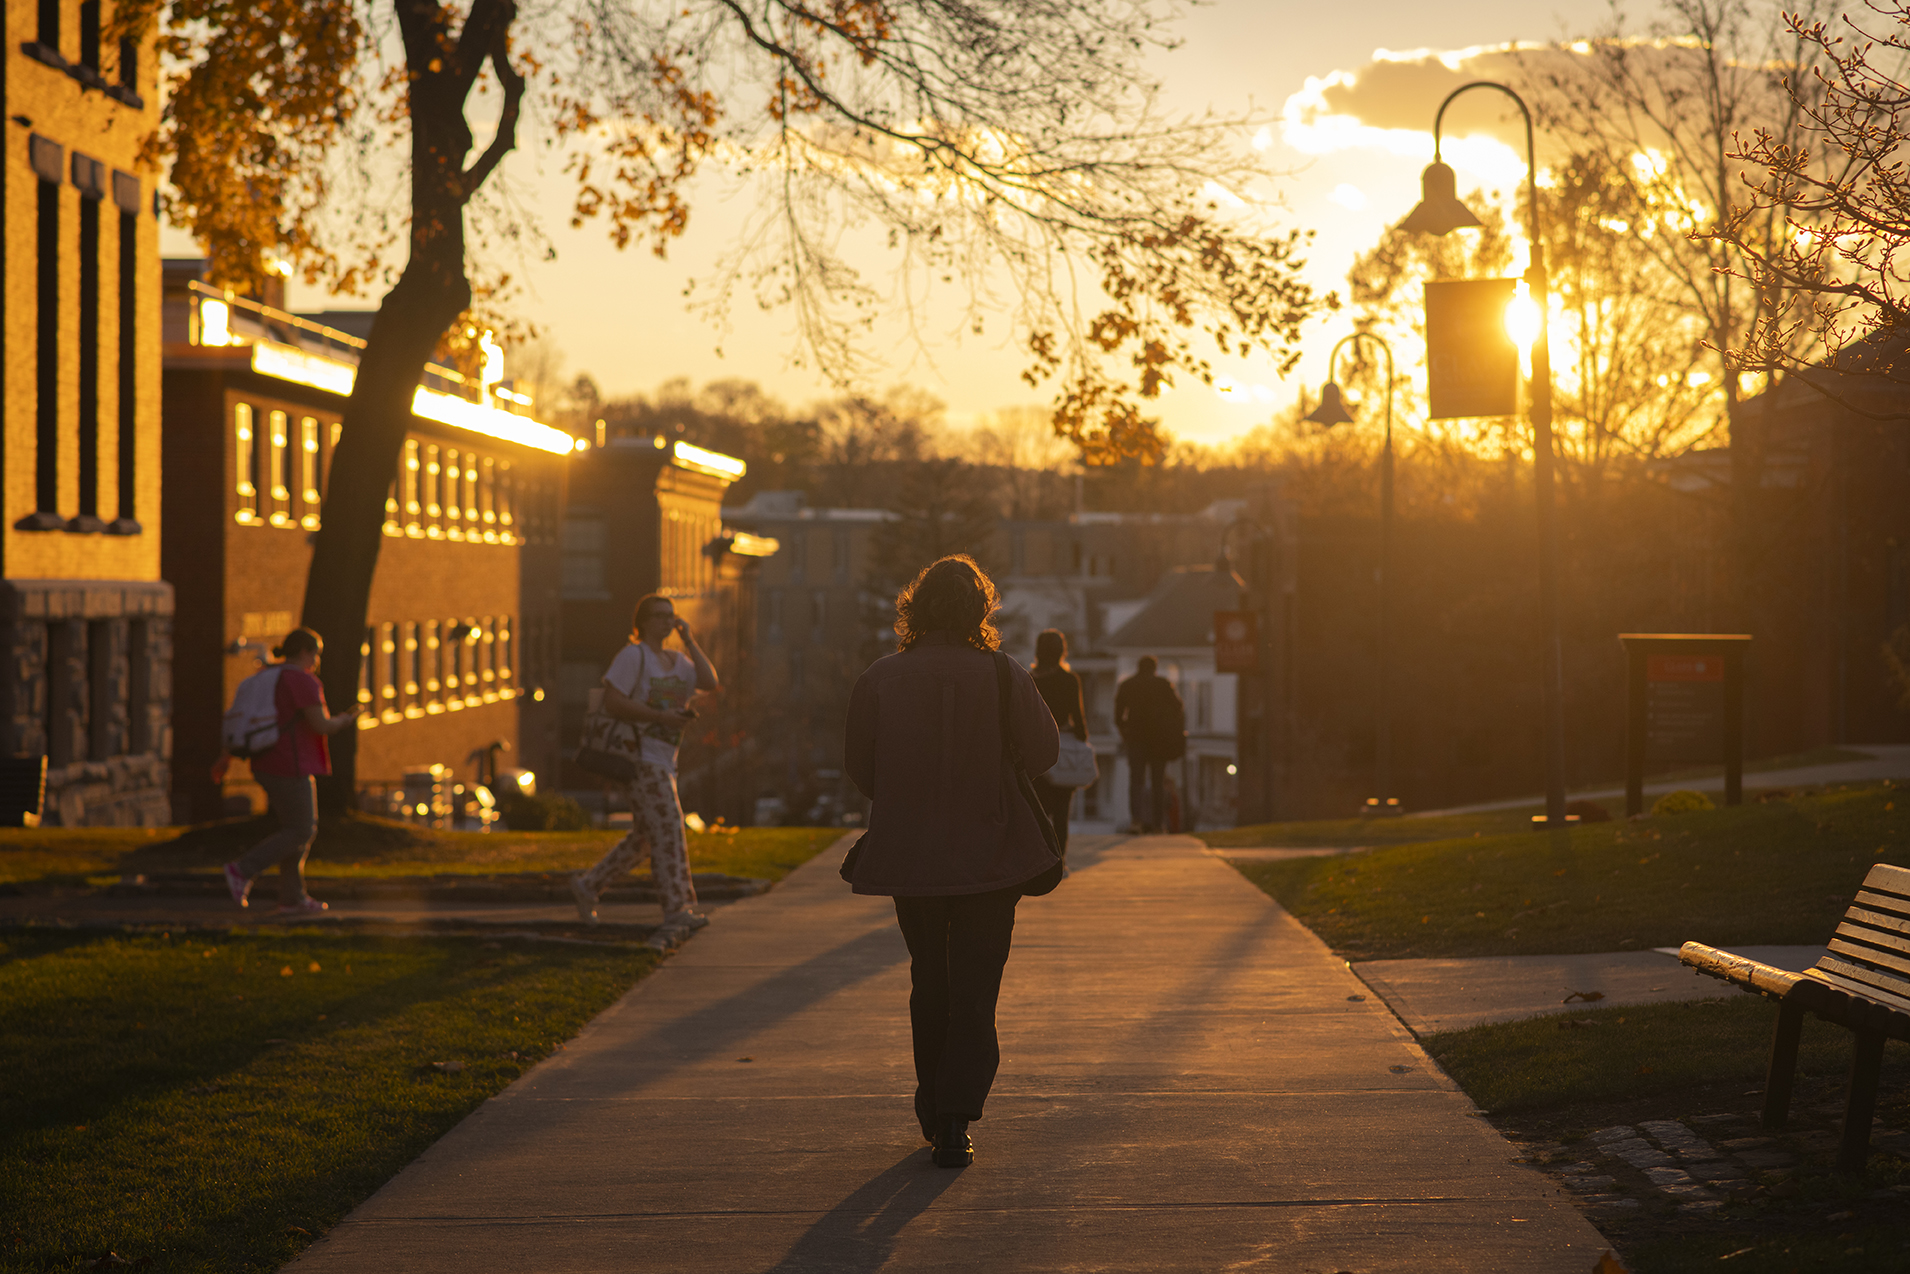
left=1401, top=80, right=1571, bottom=828
left=1306, top=332, right=1399, bottom=815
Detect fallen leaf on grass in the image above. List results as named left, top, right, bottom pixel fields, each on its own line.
left=279, top=966, right=293, bottom=977
left=1345, top=994, right=1366, bottom=1002
left=429, top=1060, right=464, bottom=1073
left=1563, top=990, right=1606, bottom=1004
left=1717, top=1249, right=1754, bottom=1262
left=307, top=962, right=321, bottom=973
left=1388, top=1064, right=1412, bottom=1073
left=1593, top=1250, right=1632, bottom=1273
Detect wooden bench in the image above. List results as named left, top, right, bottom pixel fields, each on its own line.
left=1680, top=862, right=1910, bottom=1174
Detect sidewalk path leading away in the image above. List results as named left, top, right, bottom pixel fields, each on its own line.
left=289, top=833, right=1607, bottom=1273
left=1417, top=744, right=1910, bottom=817
left=1353, top=946, right=1825, bottom=1036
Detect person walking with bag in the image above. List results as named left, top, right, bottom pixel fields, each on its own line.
left=1029, top=628, right=1092, bottom=853
left=842, top=555, right=1060, bottom=1168
left=221, top=628, right=361, bottom=913
left=570, top=595, right=720, bottom=947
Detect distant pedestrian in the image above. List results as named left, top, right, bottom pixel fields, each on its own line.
left=843, top=555, right=1060, bottom=1168
left=1115, top=655, right=1185, bottom=833
left=570, top=595, right=720, bottom=947
left=222, top=628, right=361, bottom=913
left=1029, top=628, right=1088, bottom=853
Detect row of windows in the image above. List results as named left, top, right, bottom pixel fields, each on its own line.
left=42, top=617, right=159, bottom=768
left=27, top=0, right=142, bottom=103
left=355, top=616, right=548, bottom=727
left=231, top=408, right=559, bottom=545
left=16, top=134, right=143, bottom=534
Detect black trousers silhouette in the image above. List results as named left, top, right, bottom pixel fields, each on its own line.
left=893, top=886, right=1020, bottom=1132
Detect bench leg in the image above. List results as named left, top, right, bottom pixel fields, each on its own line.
left=1762, top=999, right=1806, bottom=1132
left=1838, top=1029, right=1886, bottom=1175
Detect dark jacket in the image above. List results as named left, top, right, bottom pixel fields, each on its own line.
left=844, top=634, right=1061, bottom=896
left=1114, top=671, right=1186, bottom=762
left=1033, top=667, right=1088, bottom=742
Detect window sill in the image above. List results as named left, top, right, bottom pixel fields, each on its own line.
left=13, top=511, right=65, bottom=532
left=20, top=41, right=66, bottom=71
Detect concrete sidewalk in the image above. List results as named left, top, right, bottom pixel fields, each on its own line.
left=288, top=833, right=1607, bottom=1273
left=1353, top=946, right=1825, bottom=1036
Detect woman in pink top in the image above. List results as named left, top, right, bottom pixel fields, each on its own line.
left=223, top=628, right=361, bottom=913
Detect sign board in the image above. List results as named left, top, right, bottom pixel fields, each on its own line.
left=1213, top=610, right=1258, bottom=674
left=1644, top=653, right=1725, bottom=761
left=1619, top=634, right=1751, bottom=816
left=1424, top=278, right=1519, bottom=419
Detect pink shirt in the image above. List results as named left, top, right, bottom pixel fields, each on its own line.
left=252, top=666, right=332, bottom=778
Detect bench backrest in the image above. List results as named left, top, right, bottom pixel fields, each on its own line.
left=1810, top=861, right=1910, bottom=1013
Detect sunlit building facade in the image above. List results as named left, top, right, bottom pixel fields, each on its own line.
left=1, top=8, right=169, bottom=824
left=161, top=263, right=570, bottom=820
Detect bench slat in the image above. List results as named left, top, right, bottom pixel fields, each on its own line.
left=1835, top=921, right=1910, bottom=962
left=1859, top=862, right=1910, bottom=901
left=1826, top=936, right=1910, bottom=988
left=1854, top=889, right=1910, bottom=922
left=1811, top=958, right=1910, bottom=1013
left=1844, top=905, right=1910, bottom=943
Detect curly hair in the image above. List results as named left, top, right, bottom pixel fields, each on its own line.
left=894, top=555, right=1000, bottom=652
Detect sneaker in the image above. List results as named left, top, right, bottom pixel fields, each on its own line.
left=569, top=875, right=599, bottom=925
left=664, top=910, right=711, bottom=932
left=275, top=897, right=328, bottom=915
left=223, top=862, right=252, bottom=909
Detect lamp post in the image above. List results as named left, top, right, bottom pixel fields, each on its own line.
left=1400, top=81, right=1570, bottom=828
left=1304, top=333, right=1399, bottom=815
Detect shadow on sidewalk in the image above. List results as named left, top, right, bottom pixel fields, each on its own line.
left=764, top=1149, right=959, bottom=1272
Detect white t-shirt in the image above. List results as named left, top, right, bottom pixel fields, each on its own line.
left=604, top=643, right=695, bottom=773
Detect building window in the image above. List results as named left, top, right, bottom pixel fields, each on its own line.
left=423, top=444, right=443, bottom=537
left=480, top=457, right=497, bottom=541
left=79, top=0, right=101, bottom=73
left=357, top=628, right=375, bottom=718
left=128, top=619, right=152, bottom=753
left=402, top=622, right=422, bottom=716
left=562, top=518, right=607, bottom=599
left=28, top=144, right=62, bottom=527
left=299, top=417, right=320, bottom=528
left=810, top=590, right=827, bottom=645
left=496, top=616, right=513, bottom=687
left=403, top=438, right=422, bottom=536
left=766, top=589, right=783, bottom=644
left=833, top=528, right=851, bottom=581
left=76, top=191, right=102, bottom=531
left=496, top=461, right=515, bottom=542
left=234, top=404, right=259, bottom=523
left=86, top=619, right=118, bottom=759
left=787, top=530, right=805, bottom=585
left=423, top=620, right=443, bottom=710
left=379, top=622, right=400, bottom=721
left=114, top=204, right=138, bottom=533
left=442, top=447, right=462, bottom=539
left=461, top=452, right=479, bottom=529
left=36, top=0, right=59, bottom=51
left=267, top=410, right=291, bottom=526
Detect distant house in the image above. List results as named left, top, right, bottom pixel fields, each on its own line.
left=160, top=262, right=571, bottom=820
left=2, top=15, right=170, bottom=824
left=1102, top=564, right=1247, bottom=830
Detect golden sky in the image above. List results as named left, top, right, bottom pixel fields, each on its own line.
left=165, top=0, right=1598, bottom=445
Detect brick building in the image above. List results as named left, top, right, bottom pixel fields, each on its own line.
left=161, top=266, right=571, bottom=819
left=2, top=7, right=171, bottom=824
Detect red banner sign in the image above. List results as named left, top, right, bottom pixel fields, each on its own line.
left=1213, top=610, right=1257, bottom=674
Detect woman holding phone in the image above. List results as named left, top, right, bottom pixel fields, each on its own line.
left=570, top=594, right=720, bottom=946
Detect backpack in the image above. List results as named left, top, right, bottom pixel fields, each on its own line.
left=222, top=665, right=287, bottom=758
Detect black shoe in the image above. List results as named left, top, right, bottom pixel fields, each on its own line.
left=931, top=1116, right=972, bottom=1168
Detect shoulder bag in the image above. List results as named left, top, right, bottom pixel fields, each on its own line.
left=574, top=648, right=643, bottom=782
left=994, top=651, right=1065, bottom=896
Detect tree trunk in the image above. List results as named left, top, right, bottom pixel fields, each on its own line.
left=299, top=0, right=521, bottom=814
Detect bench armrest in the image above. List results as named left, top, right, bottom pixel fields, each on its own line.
left=1679, top=941, right=1806, bottom=1001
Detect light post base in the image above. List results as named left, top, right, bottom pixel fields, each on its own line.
left=1360, top=798, right=1405, bottom=819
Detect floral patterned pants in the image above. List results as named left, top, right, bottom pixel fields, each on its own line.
left=578, top=761, right=697, bottom=917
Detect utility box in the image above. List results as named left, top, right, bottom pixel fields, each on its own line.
left=1620, top=633, right=1751, bottom=816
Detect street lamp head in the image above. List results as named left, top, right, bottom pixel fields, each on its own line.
left=1398, top=161, right=1483, bottom=236
left=1304, top=381, right=1355, bottom=427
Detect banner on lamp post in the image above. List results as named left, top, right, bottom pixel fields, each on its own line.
left=1425, top=278, right=1519, bottom=419
left=1213, top=610, right=1258, bottom=674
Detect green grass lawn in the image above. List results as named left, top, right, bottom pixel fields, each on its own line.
left=0, top=817, right=845, bottom=890
left=1222, top=782, right=1907, bottom=960
left=0, top=927, right=657, bottom=1272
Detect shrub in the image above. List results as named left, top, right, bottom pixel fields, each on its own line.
left=500, top=791, right=592, bottom=831
left=1651, top=789, right=1715, bottom=816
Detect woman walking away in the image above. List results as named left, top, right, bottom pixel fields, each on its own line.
left=843, top=555, right=1060, bottom=1168
left=223, top=629, right=361, bottom=913
left=570, top=594, right=720, bottom=948
left=1029, top=628, right=1088, bottom=853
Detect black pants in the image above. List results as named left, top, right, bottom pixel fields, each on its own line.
left=1030, top=776, right=1072, bottom=854
left=1128, top=757, right=1166, bottom=831
left=893, top=887, right=1020, bottom=1130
